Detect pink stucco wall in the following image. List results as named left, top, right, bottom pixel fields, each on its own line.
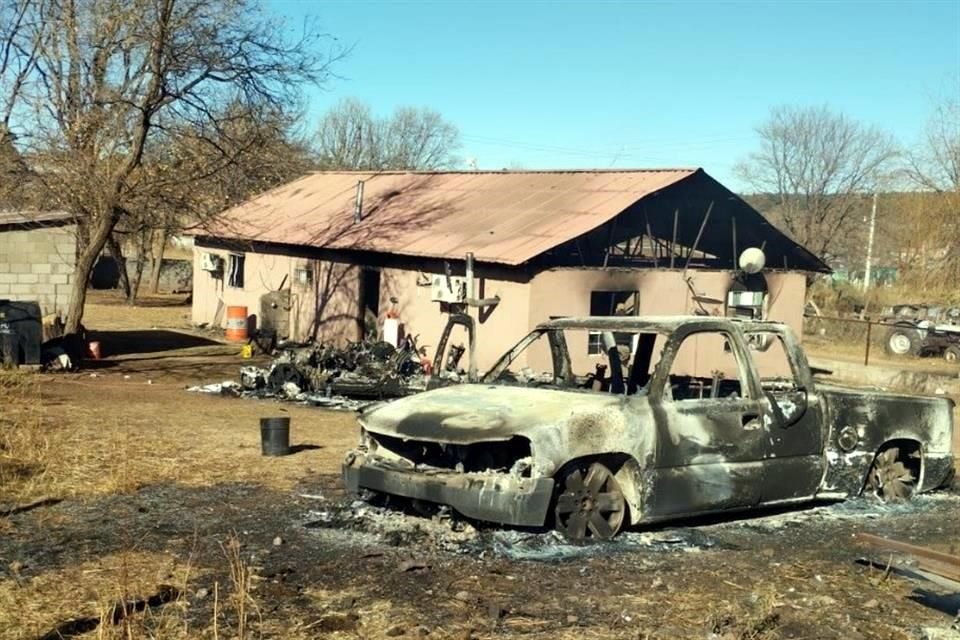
left=192, top=248, right=364, bottom=343
left=526, top=268, right=806, bottom=378
left=378, top=268, right=530, bottom=372
left=290, top=258, right=362, bottom=343
left=191, top=248, right=295, bottom=330
left=192, top=246, right=807, bottom=383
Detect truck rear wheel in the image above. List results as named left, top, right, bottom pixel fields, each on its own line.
left=944, top=345, right=960, bottom=363
left=883, top=326, right=922, bottom=357
left=867, top=446, right=919, bottom=501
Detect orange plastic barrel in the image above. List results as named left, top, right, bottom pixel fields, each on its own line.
left=225, top=306, right=248, bottom=342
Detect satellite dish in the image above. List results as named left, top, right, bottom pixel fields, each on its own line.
left=739, top=247, right=766, bottom=274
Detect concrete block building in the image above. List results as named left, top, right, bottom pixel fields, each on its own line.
left=0, top=211, right=76, bottom=317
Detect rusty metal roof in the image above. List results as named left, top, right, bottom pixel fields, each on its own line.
left=199, top=170, right=698, bottom=266
left=0, top=210, right=74, bottom=228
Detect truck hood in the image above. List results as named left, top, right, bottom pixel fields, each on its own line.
left=359, top=383, right=632, bottom=445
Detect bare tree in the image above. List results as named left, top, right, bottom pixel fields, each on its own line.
left=906, top=84, right=960, bottom=192
left=315, top=98, right=461, bottom=170
left=137, top=104, right=315, bottom=298
left=0, top=126, right=28, bottom=206
left=0, top=0, right=340, bottom=330
left=890, top=85, right=960, bottom=288
left=735, top=105, right=898, bottom=261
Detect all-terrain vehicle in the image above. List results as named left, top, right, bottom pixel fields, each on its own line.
left=881, top=304, right=960, bottom=362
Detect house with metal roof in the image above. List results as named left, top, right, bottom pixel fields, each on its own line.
left=191, top=168, right=827, bottom=370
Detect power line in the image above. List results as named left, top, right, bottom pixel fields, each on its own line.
left=459, top=133, right=758, bottom=158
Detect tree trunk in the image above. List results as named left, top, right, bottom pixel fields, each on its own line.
left=129, top=259, right=146, bottom=304
left=65, top=210, right=120, bottom=333
left=106, top=233, right=131, bottom=299
left=148, top=228, right=167, bottom=294
left=127, top=228, right=149, bottom=304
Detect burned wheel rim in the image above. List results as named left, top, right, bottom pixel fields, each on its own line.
left=868, top=447, right=917, bottom=502
left=554, top=462, right=626, bottom=541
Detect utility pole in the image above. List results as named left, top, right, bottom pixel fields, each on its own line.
left=863, top=192, right=877, bottom=291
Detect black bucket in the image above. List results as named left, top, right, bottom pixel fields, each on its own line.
left=260, top=417, right=290, bottom=456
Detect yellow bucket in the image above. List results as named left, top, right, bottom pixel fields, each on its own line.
left=240, top=344, right=253, bottom=359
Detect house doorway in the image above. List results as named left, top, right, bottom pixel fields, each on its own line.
left=359, top=267, right=381, bottom=340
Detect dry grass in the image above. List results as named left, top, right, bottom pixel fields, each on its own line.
left=0, top=371, right=52, bottom=513
left=219, top=534, right=260, bottom=640
left=809, top=279, right=960, bottom=316
left=0, top=357, right=358, bottom=638
left=0, top=550, right=197, bottom=640
left=0, top=296, right=360, bottom=638
left=0, top=375, right=355, bottom=505
left=83, top=291, right=192, bottom=331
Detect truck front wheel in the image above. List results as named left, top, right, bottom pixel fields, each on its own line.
left=554, top=461, right=626, bottom=541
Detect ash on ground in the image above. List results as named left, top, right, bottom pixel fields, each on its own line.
left=302, top=491, right=960, bottom=562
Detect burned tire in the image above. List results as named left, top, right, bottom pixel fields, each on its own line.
left=866, top=445, right=920, bottom=502
left=553, top=461, right=626, bottom=542
left=267, top=363, right=306, bottom=392
left=944, top=345, right=960, bottom=363
left=883, top=326, right=922, bottom=357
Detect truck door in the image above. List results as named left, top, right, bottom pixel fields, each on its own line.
left=742, top=327, right=825, bottom=499
left=645, top=327, right=782, bottom=516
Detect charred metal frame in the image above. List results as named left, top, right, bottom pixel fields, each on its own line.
left=344, top=316, right=954, bottom=533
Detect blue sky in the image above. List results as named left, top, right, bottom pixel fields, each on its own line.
left=270, top=0, right=960, bottom=188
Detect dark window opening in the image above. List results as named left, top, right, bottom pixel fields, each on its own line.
left=747, top=331, right=806, bottom=423
left=227, top=254, right=245, bottom=289
left=665, top=331, right=746, bottom=401
left=588, top=291, right=638, bottom=355
left=359, top=268, right=381, bottom=339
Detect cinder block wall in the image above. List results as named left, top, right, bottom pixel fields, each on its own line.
left=0, top=224, right=77, bottom=316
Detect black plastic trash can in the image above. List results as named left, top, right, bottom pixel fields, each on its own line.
left=0, top=300, right=42, bottom=366
left=260, top=417, right=290, bottom=456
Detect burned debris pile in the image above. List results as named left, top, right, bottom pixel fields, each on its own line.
left=248, top=338, right=429, bottom=398
left=190, top=335, right=470, bottom=409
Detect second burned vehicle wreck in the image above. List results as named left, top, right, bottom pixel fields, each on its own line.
left=344, top=316, right=956, bottom=541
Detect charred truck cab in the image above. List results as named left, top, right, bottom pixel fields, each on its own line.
left=343, top=316, right=955, bottom=541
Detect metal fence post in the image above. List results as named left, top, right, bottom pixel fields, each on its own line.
left=864, top=320, right=873, bottom=366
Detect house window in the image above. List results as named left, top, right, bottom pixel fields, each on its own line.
left=227, top=254, right=245, bottom=289
left=295, top=266, right=313, bottom=286
left=725, top=273, right=768, bottom=321
left=587, top=290, right=639, bottom=355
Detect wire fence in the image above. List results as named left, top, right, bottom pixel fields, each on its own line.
left=803, top=314, right=889, bottom=366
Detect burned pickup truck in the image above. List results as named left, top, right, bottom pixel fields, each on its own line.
left=343, top=316, right=955, bottom=541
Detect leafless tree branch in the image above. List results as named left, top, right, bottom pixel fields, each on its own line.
left=735, top=105, right=898, bottom=263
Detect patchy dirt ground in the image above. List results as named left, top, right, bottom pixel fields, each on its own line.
left=1, top=299, right=959, bottom=639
